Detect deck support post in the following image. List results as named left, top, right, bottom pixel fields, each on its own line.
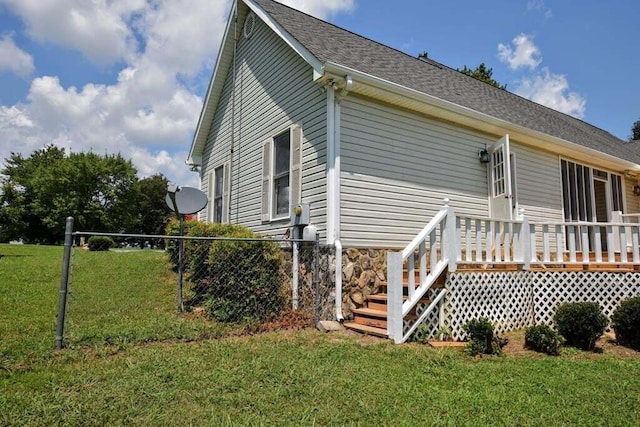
left=443, top=199, right=457, bottom=273
left=387, top=251, right=403, bottom=344
left=518, top=209, right=531, bottom=270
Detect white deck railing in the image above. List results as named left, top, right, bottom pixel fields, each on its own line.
left=386, top=202, right=640, bottom=343
left=529, top=221, right=640, bottom=264
left=456, top=210, right=532, bottom=269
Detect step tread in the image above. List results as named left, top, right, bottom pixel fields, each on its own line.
left=367, top=293, right=431, bottom=303
left=352, top=307, right=387, bottom=317
left=343, top=322, right=388, bottom=338
left=379, top=281, right=446, bottom=289
left=352, top=306, right=418, bottom=320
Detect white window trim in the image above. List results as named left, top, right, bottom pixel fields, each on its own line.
left=208, top=162, right=230, bottom=223
left=270, top=128, right=292, bottom=222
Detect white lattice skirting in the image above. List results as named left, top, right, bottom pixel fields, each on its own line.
left=442, top=271, right=640, bottom=341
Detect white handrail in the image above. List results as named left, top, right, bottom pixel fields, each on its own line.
left=401, top=209, right=447, bottom=259
left=388, top=199, right=455, bottom=344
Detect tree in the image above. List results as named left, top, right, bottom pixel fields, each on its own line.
left=631, top=119, right=640, bottom=142
left=0, top=146, right=138, bottom=243
left=417, top=51, right=429, bottom=60
left=134, top=174, right=171, bottom=236
left=458, top=63, right=507, bottom=90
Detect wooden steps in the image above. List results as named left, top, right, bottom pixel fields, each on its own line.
left=344, top=264, right=446, bottom=339
left=342, top=322, right=388, bottom=338
left=345, top=292, right=429, bottom=338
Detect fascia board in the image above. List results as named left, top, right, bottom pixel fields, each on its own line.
left=323, top=61, right=640, bottom=173
left=244, top=0, right=323, bottom=78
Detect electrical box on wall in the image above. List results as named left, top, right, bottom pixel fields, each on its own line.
left=290, top=202, right=310, bottom=226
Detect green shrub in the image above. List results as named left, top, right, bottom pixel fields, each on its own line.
left=164, top=219, right=254, bottom=275
left=611, top=296, right=640, bottom=350
left=87, top=236, right=114, bottom=251
left=462, top=317, right=506, bottom=355
left=525, top=324, right=563, bottom=355
left=553, top=302, right=607, bottom=351
left=165, top=220, right=286, bottom=322
left=204, top=238, right=285, bottom=322
left=408, top=323, right=430, bottom=343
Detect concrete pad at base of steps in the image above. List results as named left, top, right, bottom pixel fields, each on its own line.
left=316, top=320, right=344, bottom=333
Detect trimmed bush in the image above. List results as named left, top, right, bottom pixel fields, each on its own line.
left=525, top=324, right=562, bottom=355
left=87, top=236, right=114, bottom=251
left=204, top=238, right=285, bottom=322
left=553, top=302, right=607, bottom=351
left=165, top=219, right=254, bottom=274
left=611, top=296, right=640, bottom=350
left=165, top=220, right=286, bottom=323
left=462, top=317, right=506, bottom=355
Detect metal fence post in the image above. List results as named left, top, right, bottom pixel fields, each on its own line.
left=177, top=215, right=185, bottom=313
left=292, top=235, right=299, bottom=310
left=55, top=217, right=74, bottom=350
left=313, top=233, right=320, bottom=322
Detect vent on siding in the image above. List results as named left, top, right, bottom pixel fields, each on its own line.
left=243, top=12, right=256, bottom=39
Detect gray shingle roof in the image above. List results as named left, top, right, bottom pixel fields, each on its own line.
left=254, top=0, right=640, bottom=165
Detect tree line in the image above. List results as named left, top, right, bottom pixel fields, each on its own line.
left=0, top=145, right=173, bottom=244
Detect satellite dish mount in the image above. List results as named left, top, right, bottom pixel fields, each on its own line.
left=165, top=184, right=208, bottom=312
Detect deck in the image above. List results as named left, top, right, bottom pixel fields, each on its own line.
left=372, top=201, right=640, bottom=343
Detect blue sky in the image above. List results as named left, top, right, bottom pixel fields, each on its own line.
left=0, top=0, right=638, bottom=187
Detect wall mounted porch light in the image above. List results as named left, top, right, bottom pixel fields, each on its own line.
left=478, top=146, right=490, bottom=164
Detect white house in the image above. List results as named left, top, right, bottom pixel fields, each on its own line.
left=188, top=0, right=640, bottom=342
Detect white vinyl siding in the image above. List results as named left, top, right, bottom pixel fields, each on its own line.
left=200, top=11, right=326, bottom=239
left=509, top=142, right=563, bottom=224
left=340, top=95, right=492, bottom=248
left=625, top=177, right=639, bottom=214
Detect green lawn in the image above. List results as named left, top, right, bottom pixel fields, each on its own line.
left=1, top=244, right=639, bottom=426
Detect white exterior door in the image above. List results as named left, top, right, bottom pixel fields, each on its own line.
left=488, top=134, right=513, bottom=220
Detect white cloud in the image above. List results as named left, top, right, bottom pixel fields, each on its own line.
left=131, top=148, right=199, bottom=187
left=0, top=34, right=35, bottom=77
left=498, top=33, right=542, bottom=70
left=527, top=0, right=553, bottom=20
left=0, top=0, right=144, bottom=66
left=277, top=0, right=355, bottom=19
left=515, top=68, right=586, bottom=119
left=0, top=0, right=354, bottom=185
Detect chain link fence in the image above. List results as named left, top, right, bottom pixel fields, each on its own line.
left=55, top=218, right=336, bottom=349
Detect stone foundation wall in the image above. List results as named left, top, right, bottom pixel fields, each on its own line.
left=341, top=248, right=389, bottom=320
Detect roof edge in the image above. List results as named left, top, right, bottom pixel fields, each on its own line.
left=187, top=0, right=324, bottom=165
left=323, top=61, right=640, bottom=172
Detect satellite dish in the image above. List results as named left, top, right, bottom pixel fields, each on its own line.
left=165, top=186, right=208, bottom=215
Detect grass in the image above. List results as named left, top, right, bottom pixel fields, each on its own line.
left=0, top=244, right=235, bottom=370
left=1, top=244, right=640, bottom=425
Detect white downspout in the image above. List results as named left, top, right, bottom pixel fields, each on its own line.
left=334, top=88, right=344, bottom=322
left=326, top=83, right=343, bottom=321
left=327, top=76, right=352, bottom=322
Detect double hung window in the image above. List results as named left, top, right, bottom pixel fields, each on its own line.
left=261, top=125, right=302, bottom=221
